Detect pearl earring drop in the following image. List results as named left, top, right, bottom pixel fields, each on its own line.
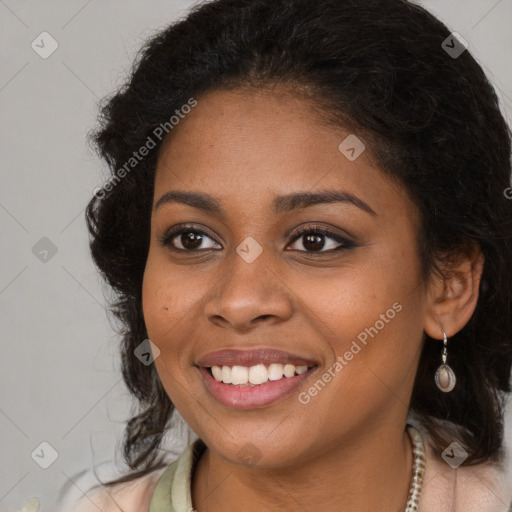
left=435, top=330, right=456, bottom=392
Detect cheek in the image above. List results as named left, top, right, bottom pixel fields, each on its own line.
left=298, top=240, right=424, bottom=368
left=141, top=255, right=197, bottom=405
left=142, top=250, right=209, bottom=349
left=142, top=252, right=185, bottom=344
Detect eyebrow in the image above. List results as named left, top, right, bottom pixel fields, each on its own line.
left=154, top=190, right=377, bottom=216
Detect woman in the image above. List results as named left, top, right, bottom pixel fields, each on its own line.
left=72, top=0, right=512, bottom=510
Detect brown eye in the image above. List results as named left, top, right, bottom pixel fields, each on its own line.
left=159, top=224, right=355, bottom=254
left=288, top=227, right=354, bottom=253
left=159, top=227, right=221, bottom=251
left=178, top=231, right=204, bottom=250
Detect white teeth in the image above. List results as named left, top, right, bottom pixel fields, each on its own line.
left=249, top=364, right=268, bottom=385
left=231, top=365, right=249, bottom=385
left=211, top=365, right=223, bottom=381
left=221, top=365, right=232, bottom=384
left=268, top=363, right=284, bottom=381
left=295, top=365, right=308, bottom=374
left=283, top=364, right=296, bottom=377
left=209, top=363, right=312, bottom=385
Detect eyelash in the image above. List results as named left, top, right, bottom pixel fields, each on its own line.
left=158, top=224, right=355, bottom=254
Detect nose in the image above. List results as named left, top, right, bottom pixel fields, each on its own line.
left=203, top=247, right=293, bottom=333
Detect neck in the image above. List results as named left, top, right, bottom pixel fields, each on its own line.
left=191, top=422, right=413, bottom=512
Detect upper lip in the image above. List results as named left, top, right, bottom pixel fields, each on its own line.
left=195, top=348, right=318, bottom=368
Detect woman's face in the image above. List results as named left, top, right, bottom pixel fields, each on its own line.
left=143, top=87, right=429, bottom=467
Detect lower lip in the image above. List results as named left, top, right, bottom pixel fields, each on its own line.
left=198, top=366, right=318, bottom=409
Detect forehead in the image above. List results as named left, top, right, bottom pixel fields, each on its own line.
left=153, top=87, right=411, bottom=221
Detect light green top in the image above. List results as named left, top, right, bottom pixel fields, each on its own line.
left=149, top=439, right=206, bottom=512
left=148, top=431, right=512, bottom=512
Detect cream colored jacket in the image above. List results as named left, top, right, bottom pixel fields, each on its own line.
left=65, top=432, right=512, bottom=512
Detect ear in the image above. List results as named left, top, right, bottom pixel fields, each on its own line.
left=423, top=242, right=485, bottom=339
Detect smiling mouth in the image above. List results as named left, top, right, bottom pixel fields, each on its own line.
left=198, top=363, right=319, bottom=409
left=205, top=363, right=317, bottom=386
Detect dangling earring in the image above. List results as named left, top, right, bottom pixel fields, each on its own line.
left=435, top=330, right=456, bottom=392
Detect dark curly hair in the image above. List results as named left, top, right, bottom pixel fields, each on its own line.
left=85, top=0, right=512, bottom=487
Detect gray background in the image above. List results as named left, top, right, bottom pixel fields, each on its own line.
left=1, top=1, right=511, bottom=511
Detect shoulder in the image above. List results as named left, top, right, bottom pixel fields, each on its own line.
left=68, top=467, right=168, bottom=512
left=417, top=427, right=512, bottom=512
left=59, top=440, right=203, bottom=512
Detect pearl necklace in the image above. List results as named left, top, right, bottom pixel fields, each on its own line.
left=405, top=425, right=426, bottom=511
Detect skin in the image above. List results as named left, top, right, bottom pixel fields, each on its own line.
left=142, top=86, right=484, bottom=511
